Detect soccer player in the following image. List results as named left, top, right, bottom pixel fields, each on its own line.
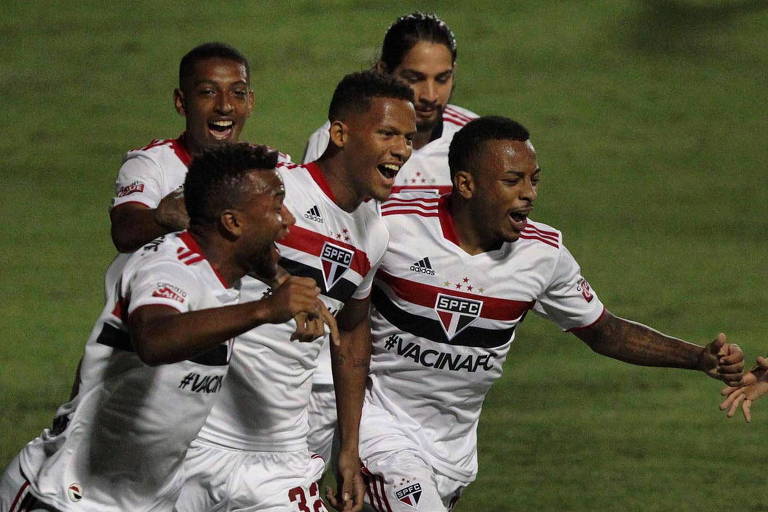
left=336, top=116, right=744, bottom=512
left=0, top=143, right=337, bottom=512
left=720, top=356, right=768, bottom=422
left=303, top=11, right=478, bottom=470
left=173, top=71, right=416, bottom=512
left=110, top=41, right=254, bottom=254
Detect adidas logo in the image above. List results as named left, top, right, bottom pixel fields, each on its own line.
left=410, top=257, right=435, bottom=275
left=304, top=205, right=323, bottom=223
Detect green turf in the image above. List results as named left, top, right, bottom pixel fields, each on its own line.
left=2, top=1, right=767, bottom=510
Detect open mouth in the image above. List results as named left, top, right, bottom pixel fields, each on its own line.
left=377, top=163, right=401, bottom=180
left=508, top=211, right=529, bottom=231
left=208, top=119, right=234, bottom=139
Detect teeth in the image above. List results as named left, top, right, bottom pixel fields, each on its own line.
left=381, top=164, right=400, bottom=172
left=211, top=120, right=233, bottom=127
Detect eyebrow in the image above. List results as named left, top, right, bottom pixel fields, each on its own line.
left=503, top=168, right=542, bottom=176
left=192, top=79, right=249, bottom=87
left=399, top=68, right=453, bottom=77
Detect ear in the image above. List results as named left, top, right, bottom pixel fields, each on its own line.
left=220, top=210, right=242, bottom=237
left=374, top=60, right=389, bottom=74
left=173, top=88, right=186, bottom=116
left=453, top=170, right=475, bottom=199
left=246, top=88, right=255, bottom=115
left=328, top=120, right=348, bottom=149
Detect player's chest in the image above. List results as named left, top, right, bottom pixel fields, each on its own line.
left=383, top=234, right=552, bottom=303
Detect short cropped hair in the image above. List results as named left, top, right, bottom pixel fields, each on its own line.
left=179, top=42, right=250, bottom=88
left=380, top=12, right=457, bottom=72
left=328, top=70, right=414, bottom=122
left=448, top=116, right=531, bottom=179
left=185, top=143, right=278, bottom=226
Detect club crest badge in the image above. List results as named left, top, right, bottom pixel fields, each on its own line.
left=395, top=482, right=422, bottom=507
left=67, top=483, right=83, bottom=502
left=434, top=293, right=483, bottom=340
left=320, top=242, right=354, bottom=291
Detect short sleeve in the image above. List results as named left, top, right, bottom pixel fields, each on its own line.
left=533, top=245, right=604, bottom=331
left=112, top=153, right=166, bottom=209
left=125, top=260, right=202, bottom=315
left=352, top=218, right=390, bottom=300
left=302, top=122, right=331, bottom=164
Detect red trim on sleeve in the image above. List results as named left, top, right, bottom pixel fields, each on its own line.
left=567, top=307, right=607, bottom=332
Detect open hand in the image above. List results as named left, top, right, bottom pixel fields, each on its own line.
left=720, top=356, right=768, bottom=422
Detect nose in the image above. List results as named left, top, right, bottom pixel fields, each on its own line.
left=391, top=135, right=411, bottom=161
left=521, top=178, right=537, bottom=202
left=417, top=81, right=438, bottom=104
left=281, top=204, right=296, bottom=228
left=215, top=92, right=234, bottom=114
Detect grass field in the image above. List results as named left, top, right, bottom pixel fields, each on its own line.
left=1, top=1, right=767, bottom=510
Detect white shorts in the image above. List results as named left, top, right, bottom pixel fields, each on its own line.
left=358, top=405, right=466, bottom=512
left=0, top=450, right=59, bottom=512
left=306, top=384, right=337, bottom=466
left=361, top=450, right=463, bottom=512
left=175, top=438, right=328, bottom=512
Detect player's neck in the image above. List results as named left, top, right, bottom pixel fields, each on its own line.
left=450, top=200, right=503, bottom=255
left=413, top=120, right=442, bottom=150
left=187, top=227, right=242, bottom=287
left=314, top=157, right=364, bottom=213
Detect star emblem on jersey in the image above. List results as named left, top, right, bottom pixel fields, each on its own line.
left=410, top=257, right=435, bottom=275
left=434, top=293, right=483, bottom=340
left=395, top=482, right=423, bottom=507
left=303, top=205, right=323, bottom=223
left=320, top=241, right=353, bottom=291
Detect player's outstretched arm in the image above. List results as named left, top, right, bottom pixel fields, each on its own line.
left=328, top=297, right=370, bottom=512
left=111, top=190, right=189, bottom=252
left=129, top=276, right=327, bottom=366
left=720, top=356, right=768, bottom=422
left=571, top=310, right=743, bottom=385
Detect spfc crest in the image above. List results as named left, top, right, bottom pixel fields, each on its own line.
left=434, top=293, right=483, bottom=340
left=395, top=482, right=422, bottom=507
left=320, top=242, right=354, bottom=291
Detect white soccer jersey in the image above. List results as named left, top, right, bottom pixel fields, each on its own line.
left=361, top=192, right=605, bottom=483
left=111, top=134, right=192, bottom=211
left=197, top=161, right=388, bottom=451
left=305, top=104, right=478, bottom=385
left=18, top=232, right=238, bottom=511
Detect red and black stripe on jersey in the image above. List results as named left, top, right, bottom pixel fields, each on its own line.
left=372, top=270, right=534, bottom=348
left=277, top=224, right=372, bottom=302
left=94, top=233, right=229, bottom=366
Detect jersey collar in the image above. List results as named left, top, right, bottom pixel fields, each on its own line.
left=437, top=194, right=461, bottom=245
left=178, top=231, right=230, bottom=288
left=304, top=162, right=337, bottom=203
left=173, top=133, right=193, bottom=167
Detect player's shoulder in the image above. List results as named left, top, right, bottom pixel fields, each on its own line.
left=517, top=218, right=562, bottom=250
left=129, top=232, right=209, bottom=271
left=442, top=104, right=479, bottom=129
left=124, top=135, right=192, bottom=167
